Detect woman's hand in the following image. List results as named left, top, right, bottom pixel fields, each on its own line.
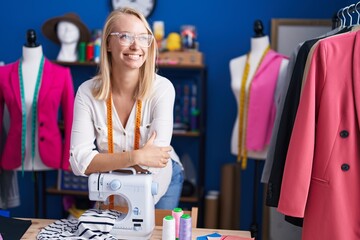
left=133, top=132, right=172, bottom=168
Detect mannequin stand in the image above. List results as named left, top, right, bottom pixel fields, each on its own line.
left=250, top=160, right=260, bottom=238
left=33, top=172, right=47, bottom=218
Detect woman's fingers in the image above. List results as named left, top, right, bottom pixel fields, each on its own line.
left=161, top=146, right=172, bottom=152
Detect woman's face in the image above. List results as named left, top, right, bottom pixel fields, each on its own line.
left=107, top=13, right=150, bottom=70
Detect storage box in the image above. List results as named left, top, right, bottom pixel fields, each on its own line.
left=57, top=170, right=88, bottom=192
left=157, top=51, right=203, bottom=67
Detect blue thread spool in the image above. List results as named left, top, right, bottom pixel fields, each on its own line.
left=179, top=214, right=192, bottom=240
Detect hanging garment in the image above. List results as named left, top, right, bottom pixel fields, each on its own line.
left=266, top=38, right=320, bottom=208
left=265, top=26, right=352, bottom=208
left=245, top=50, right=287, bottom=151
left=0, top=59, right=74, bottom=170
left=278, top=30, right=360, bottom=240
left=261, top=43, right=301, bottom=184
left=0, top=170, right=20, bottom=209
left=0, top=120, right=20, bottom=208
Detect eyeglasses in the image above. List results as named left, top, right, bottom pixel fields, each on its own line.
left=109, top=32, right=153, bottom=47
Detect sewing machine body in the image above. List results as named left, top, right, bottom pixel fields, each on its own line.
left=88, top=171, right=158, bottom=239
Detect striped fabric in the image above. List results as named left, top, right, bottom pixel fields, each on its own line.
left=37, top=209, right=121, bottom=239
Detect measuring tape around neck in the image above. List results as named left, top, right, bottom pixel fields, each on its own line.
left=106, top=93, right=146, bottom=208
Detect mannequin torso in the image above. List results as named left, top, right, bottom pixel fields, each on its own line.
left=16, top=44, right=52, bottom=171
left=56, top=21, right=80, bottom=62
left=230, top=35, right=289, bottom=160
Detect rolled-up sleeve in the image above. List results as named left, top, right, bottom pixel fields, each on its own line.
left=70, top=85, right=99, bottom=176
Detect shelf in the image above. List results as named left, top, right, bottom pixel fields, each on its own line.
left=46, top=186, right=199, bottom=203
left=53, top=60, right=205, bottom=69
left=46, top=187, right=88, bottom=196
left=173, top=131, right=200, bottom=137
left=54, top=61, right=98, bottom=66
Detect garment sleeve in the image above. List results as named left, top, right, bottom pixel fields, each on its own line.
left=277, top=41, right=326, bottom=217
left=69, top=86, right=98, bottom=176
left=149, top=78, right=175, bottom=147
left=261, top=56, right=292, bottom=183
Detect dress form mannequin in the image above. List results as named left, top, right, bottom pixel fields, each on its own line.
left=56, top=21, right=80, bottom=62
left=17, top=29, right=52, bottom=171
left=229, top=20, right=289, bottom=238
left=230, top=21, right=289, bottom=160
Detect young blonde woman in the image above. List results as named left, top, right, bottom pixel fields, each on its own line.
left=70, top=7, right=183, bottom=209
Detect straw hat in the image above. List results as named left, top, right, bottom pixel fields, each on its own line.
left=42, top=13, right=91, bottom=44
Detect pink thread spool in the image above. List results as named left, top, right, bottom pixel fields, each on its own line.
left=172, top=207, right=183, bottom=239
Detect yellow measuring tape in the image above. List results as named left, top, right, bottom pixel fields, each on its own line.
left=238, top=46, right=270, bottom=169
left=106, top=94, right=145, bottom=209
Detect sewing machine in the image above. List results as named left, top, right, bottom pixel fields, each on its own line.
left=88, top=169, right=158, bottom=239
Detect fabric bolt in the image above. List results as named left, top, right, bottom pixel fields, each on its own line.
left=0, top=59, right=74, bottom=170
left=37, top=209, right=120, bottom=239
left=70, top=75, right=181, bottom=203
left=278, top=30, right=360, bottom=240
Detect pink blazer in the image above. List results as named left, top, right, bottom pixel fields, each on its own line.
left=278, top=30, right=360, bottom=239
left=0, top=59, right=74, bottom=170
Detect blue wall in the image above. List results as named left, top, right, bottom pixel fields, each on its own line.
left=0, top=0, right=350, bottom=233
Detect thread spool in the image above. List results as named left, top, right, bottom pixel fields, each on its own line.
left=179, top=214, right=192, bottom=240
left=78, top=42, right=86, bottom=62
left=162, top=215, right=175, bottom=240
left=94, top=43, right=100, bottom=63
left=172, top=207, right=183, bottom=239
left=86, top=43, right=94, bottom=62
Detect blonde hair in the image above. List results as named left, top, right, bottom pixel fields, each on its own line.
left=92, top=7, right=157, bottom=100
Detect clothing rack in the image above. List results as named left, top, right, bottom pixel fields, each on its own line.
left=334, top=1, right=360, bottom=28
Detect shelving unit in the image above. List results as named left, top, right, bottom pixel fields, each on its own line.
left=47, top=59, right=207, bottom=225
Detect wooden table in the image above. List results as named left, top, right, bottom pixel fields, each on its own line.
left=21, top=218, right=252, bottom=239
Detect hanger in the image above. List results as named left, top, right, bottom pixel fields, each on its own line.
left=347, top=5, right=354, bottom=26
left=343, top=6, right=350, bottom=27
left=355, top=1, right=360, bottom=25
left=337, top=7, right=345, bottom=29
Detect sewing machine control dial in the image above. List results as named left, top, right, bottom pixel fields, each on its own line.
left=110, top=179, right=121, bottom=191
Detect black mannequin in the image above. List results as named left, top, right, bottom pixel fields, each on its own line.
left=253, top=19, right=265, bottom=38
left=24, top=29, right=40, bottom=48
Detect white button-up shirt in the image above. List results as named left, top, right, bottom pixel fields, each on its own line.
left=70, top=74, right=180, bottom=203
